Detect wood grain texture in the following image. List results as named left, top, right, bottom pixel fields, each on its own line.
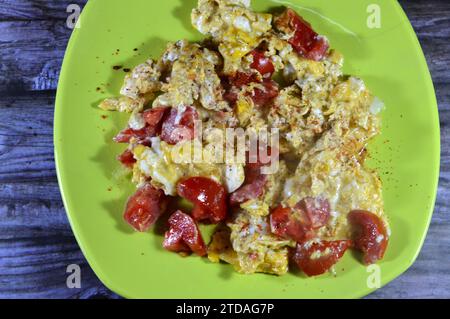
left=0, top=0, right=449, bottom=299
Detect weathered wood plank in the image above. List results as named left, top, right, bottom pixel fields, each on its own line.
left=0, top=92, right=57, bottom=184
left=0, top=20, right=70, bottom=93
left=0, top=91, right=120, bottom=299
left=400, top=0, right=450, bottom=38
left=0, top=234, right=120, bottom=299
left=420, top=38, right=450, bottom=84
left=0, top=0, right=86, bottom=21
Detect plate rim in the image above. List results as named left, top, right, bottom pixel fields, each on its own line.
left=54, top=0, right=441, bottom=299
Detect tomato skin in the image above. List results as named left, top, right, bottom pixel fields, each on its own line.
left=222, top=72, right=278, bottom=107
left=114, top=108, right=168, bottom=145
left=295, top=197, right=330, bottom=229
left=229, top=174, right=267, bottom=206
left=251, top=79, right=279, bottom=107
left=160, top=107, right=199, bottom=145
left=113, top=127, right=153, bottom=145
left=222, top=72, right=256, bottom=105
left=348, top=210, right=388, bottom=265
left=163, top=210, right=207, bottom=256
left=143, top=106, right=169, bottom=134
left=117, top=149, right=136, bottom=168
left=250, top=50, right=275, bottom=77
left=303, top=36, right=329, bottom=61
left=123, top=184, right=168, bottom=232
left=230, top=145, right=279, bottom=205
left=231, top=72, right=260, bottom=88
left=292, top=240, right=352, bottom=276
left=270, top=206, right=313, bottom=242
left=269, top=198, right=330, bottom=242
left=276, top=8, right=329, bottom=61
left=163, top=227, right=191, bottom=253
left=190, top=205, right=209, bottom=223
left=177, top=177, right=228, bottom=224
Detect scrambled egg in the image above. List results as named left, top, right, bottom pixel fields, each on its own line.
left=133, top=137, right=245, bottom=195
left=209, top=213, right=293, bottom=275
left=192, top=0, right=272, bottom=73
left=100, top=0, right=387, bottom=276
left=155, top=41, right=229, bottom=111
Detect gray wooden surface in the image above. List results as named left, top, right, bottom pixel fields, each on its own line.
left=0, top=0, right=448, bottom=299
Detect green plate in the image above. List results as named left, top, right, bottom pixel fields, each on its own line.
left=54, top=0, right=440, bottom=298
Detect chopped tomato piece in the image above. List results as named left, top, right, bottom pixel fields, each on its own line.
left=223, top=90, right=238, bottom=105
left=270, top=205, right=313, bottom=242
left=163, top=227, right=190, bottom=253
left=229, top=174, right=267, bottom=206
left=230, top=72, right=260, bottom=87
left=250, top=50, right=275, bottom=77
left=123, top=183, right=168, bottom=232
left=113, top=126, right=153, bottom=145
left=190, top=204, right=209, bottom=222
left=143, top=106, right=169, bottom=134
left=160, top=107, right=199, bottom=145
left=222, top=72, right=258, bottom=105
left=230, top=144, right=278, bottom=205
left=295, top=197, right=330, bottom=229
left=117, top=149, right=136, bottom=168
left=223, top=72, right=279, bottom=107
left=292, top=240, right=352, bottom=276
left=270, top=198, right=330, bottom=242
left=251, top=79, right=279, bottom=107
left=275, top=8, right=329, bottom=61
left=303, top=36, right=329, bottom=62
left=177, top=177, right=228, bottom=224
left=348, top=210, right=388, bottom=265
left=163, top=210, right=207, bottom=256
left=114, top=108, right=168, bottom=145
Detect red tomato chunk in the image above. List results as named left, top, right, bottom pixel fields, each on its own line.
left=123, top=183, right=168, bottom=232
left=143, top=106, right=169, bottom=134
left=163, top=210, right=207, bottom=256
left=160, top=107, right=199, bottom=145
left=251, top=79, right=279, bottom=107
left=275, top=8, right=329, bottom=61
left=348, top=210, right=388, bottom=265
left=117, top=149, right=136, bottom=168
left=113, top=127, right=153, bottom=145
left=250, top=50, right=275, bottom=78
left=113, top=107, right=169, bottom=146
left=292, top=240, right=352, bottom=276
left=229, top=173, right=267, bottom=206
left=229, top=146, right=276, bottom=205
left=270, top=198, right=330, bottom=243
left=222, top=72, right=279, bottom=107
left=177, top=177, right=228, bottom=224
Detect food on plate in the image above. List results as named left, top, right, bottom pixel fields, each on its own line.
left=99, top=0, right=389, bottom=277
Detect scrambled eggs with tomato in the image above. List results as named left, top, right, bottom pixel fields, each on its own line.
left=99, top=0, right=389, bottom=277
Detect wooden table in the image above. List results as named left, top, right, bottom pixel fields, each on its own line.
left=0, top=0, right=448, bottom=299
